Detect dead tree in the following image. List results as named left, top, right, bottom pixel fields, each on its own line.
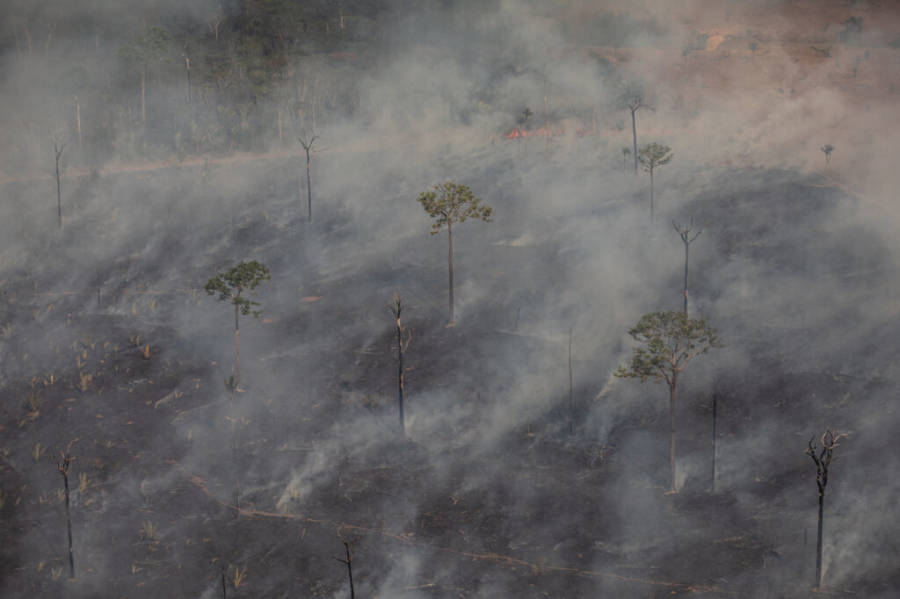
left=335, top=541, right=355, bottom=599
left=805, top=430, right=847, bottom=589
left=54, top=138, right=66, bottom=230
left=710, top=383, right=720, bottom=493
left=628, top=98, right=644, bottom=173
left=568, top=326, right=574, bottom=435
left=298, top=134, right=317, bottom=222
left=74, top=97, right=82, bottom=149
left=57, top=444, right=76, bottom=578
left=673, top=219, right=702, bottom=316
left=184, top=55, right=192, bottom=103
left=389, top=294, right=412, bottom=437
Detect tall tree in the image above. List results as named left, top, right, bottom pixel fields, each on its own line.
left=638, top=142, right=673, bottom=223
left=615, top=311, right=721, bottom=493
left=389, top=294, right=412, bottom=437
left=335, top=541, right=355, bottom=599
left=417, top=182, right=492, bottom=325
left=56, top=443, right=76, bottom=579
left=53, top=137, right=65, bottom=230
left=673, top=219, right=702, bottom=316
left=204, top=260, right=271, bottom=391
left=821, top=144, right=834, bottom=167
left=628, top=97, right=644, bottom=173
left=298, top=134, right=317, bottom=222
left=806, top=430, right=847, bottom=590
left=118, top=26, right=172, bottom=126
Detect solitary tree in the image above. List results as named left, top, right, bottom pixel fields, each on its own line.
left=621, top=146, right=631, bottom=174
left=204, top=261, right=271, bottom=391
left=615, top=311, right=721, bottom=493
left=638, top=143, right=673, bottom=222
left=298, top=134, right=317, bottom=222
left=53, top=137, right=66, bottom=230
left=335, top=541, right=355, bottom=599
left=57, top=442, right=77, bottom=578
left=628, top=97, right=644, bottom=173
left=389, top=294, right=412, bottom=437
left=806, top=430, right=847, bottom=590
left=418, top=182, right=492, bottom=325
left=673, top=219, right=702, bottom=316
left=821, top=144, right=834, bottom=166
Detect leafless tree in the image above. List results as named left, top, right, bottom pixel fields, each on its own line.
left=184, top=54, right=192, bottom=103
left=628, top=97, right=644, bottom=173
left=568, top=326, right=575, bottom=435
left=57, top=441, right=77, bottom=578
left=389, top=294, right=412, bottom=437
left=335, top=540, right=355, bottom=599
left=805, top=430, right=848, bottom=589
left=673, top=219, right=702, bottom=316
left=299, top=134, right=317, bottom=222
left=53, top=137, right=66, bottom=230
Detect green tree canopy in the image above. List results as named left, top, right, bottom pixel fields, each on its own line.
left=418, top=182, right=492, bottom=324
left=204, top=260, right=271, bottom=318
left=616, top=311, right=719, bottom=385
left=638, top=142, right=673, bottom=172
left=615, top=310, right=721, bottom=493
left=417, top=181, right=493, bottom=234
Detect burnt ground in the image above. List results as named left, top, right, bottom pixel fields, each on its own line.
left=1, top=149, right=899, bottom=598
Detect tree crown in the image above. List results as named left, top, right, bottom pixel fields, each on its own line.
left=417, top=182, right=493, bottom=235
left=638, top=143, right=673, bottom=171
left=204, top=260, right=271, bottom=317
left=615, top=311, right=720, bottom=387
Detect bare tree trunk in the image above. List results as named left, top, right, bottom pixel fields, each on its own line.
left=816, top=492, right=824, bottom=588
left=299, top=136, right=316, bottom=222
left=682, top=231, right=689, bottom=314
left=631, top=108, right=639, bottom=173
left=54, top=141, right=65, bottom=230
left=649, top=167, right=654, bottom=223
left=711, top=391, right=717, bottom=493
left=57, top=453, right=75, bottom=578
left=306, top=148, right=312, bottom=222
left=233, top=303, right=240, bottom=387
left=185, top=56, right=192, bottom=103
left=568, top=326, right=574, bottom=435
left=674, top=220, right=701, bottom=316
left=221, top=567, right=227, bottom=598
left=447, top=220, right=454, bottom=325
left=56, top=154, right=62, bottom=229
left=75, top=97, right=82, bottom=149
left=337, top=541, right=355, bottom=599
left=669, top=376, right=677, bottom=493
left=141, top=64, right=147, bottom=126
left=64, top=471, right=74, bottom=577
left=395, top=309, right=405, bottom=436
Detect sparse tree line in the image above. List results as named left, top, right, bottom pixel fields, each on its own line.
left=34, top=154, right=846, bottom=593
left=13, top=28, right=848, bottom=593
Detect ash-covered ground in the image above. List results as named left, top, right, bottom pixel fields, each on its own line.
left=2, top=142, right=899, bottom=598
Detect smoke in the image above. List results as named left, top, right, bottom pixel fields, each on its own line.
left=2, top=0, right=900, bottom=597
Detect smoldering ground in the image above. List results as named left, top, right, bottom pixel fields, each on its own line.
left=2, top=0, right=900, bottom=597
